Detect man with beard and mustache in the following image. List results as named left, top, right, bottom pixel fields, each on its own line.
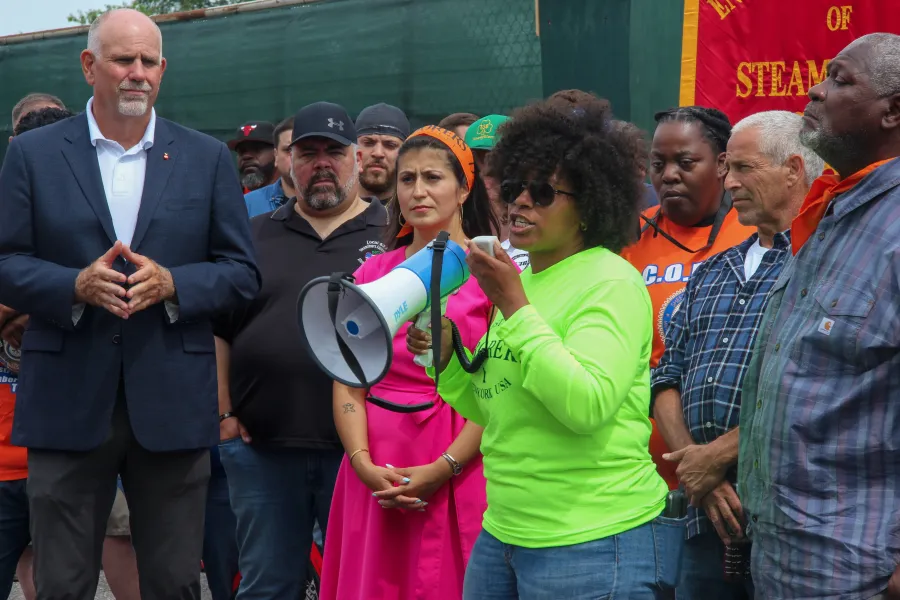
left=227, top=121, right=277, bottom=192
left=0, top=7, right=260, bottom=599
left=243, top=117, right=297, bottom=217
left=354, top=103, right=410, bottom=203
left=214, top=101, right=387, bottom=598
left=738, top=33, right=900, bottom=600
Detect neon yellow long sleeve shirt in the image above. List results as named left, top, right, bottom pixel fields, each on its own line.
left=437, top=247, right=667, bottom=548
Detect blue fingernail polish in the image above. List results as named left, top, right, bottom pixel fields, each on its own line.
left=402, top=477, right=411, bottom=483
left=372, top=492, right=377, bottom=497
left=415, top=499, right=423, bottom=504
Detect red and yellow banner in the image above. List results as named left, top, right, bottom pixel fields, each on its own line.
left=680, top=0, right=900, bottom=123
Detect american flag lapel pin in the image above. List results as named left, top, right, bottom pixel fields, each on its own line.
left=163, top=153, right=170, bottom=160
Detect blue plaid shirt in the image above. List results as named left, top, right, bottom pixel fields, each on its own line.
left=739, top=158, right=900, bottom=600
left=652, top=231, right=790, bottom=539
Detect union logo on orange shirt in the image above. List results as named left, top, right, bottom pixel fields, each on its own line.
left=658, top=289, right=686, bottom=342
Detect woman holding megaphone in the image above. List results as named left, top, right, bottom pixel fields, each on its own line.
left=407, top=96, right=683, bottom=599
left=320, top=127, right=498, bottom=600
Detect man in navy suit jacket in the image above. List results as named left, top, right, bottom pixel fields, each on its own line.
left=0, top=9, right=260, bottom=600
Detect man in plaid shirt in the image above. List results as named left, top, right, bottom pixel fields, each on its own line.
left=651, top=111, right=823, bottom=600
left=739, top=34, right=900, bottom=600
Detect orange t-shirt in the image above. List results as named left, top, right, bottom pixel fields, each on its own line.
left=0, top=363, right=26, bottom=481
left=621, top=206, right=755, bottom=489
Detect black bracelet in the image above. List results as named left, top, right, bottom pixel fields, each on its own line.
left=219, top=412, right=236, bottom=423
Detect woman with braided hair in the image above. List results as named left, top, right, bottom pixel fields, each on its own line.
left=408, top=94, right=683, bottom=598
left=621, top=107, right=755, bottom=490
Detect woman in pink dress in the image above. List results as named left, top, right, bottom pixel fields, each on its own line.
left=320, top=126, right=498, bottom=600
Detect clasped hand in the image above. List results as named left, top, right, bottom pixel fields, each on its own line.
left=353, top=456, right=452, bottom=512
left=663, top=443, right=727, bottom=506
left=74, top=241, right=175, bottom=319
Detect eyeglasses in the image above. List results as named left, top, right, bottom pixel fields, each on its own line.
left=499, top=180, right=576, bottom=207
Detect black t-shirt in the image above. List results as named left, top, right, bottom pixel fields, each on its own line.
left=214, top=199, right=388, bottom=448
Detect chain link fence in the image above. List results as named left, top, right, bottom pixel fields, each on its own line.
left=0, top=0, right=543, bottom=157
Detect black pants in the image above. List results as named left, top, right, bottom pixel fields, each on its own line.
left=26, top=390, right=210, bottom=600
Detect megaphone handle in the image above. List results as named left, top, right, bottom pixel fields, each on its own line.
left=412, top=297, right=448, bottom=368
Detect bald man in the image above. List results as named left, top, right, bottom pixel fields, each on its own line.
left=0, top=9, right=259, bottom=600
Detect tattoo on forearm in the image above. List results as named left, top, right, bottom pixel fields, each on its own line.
left=343, top=403, right=356, bottom=414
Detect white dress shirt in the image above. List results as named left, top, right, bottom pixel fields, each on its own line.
left=75, top=100, right=177, bottom=323
left=743, top=238, right=770, bottom=280
left=85, top=97, right=156, bottom=247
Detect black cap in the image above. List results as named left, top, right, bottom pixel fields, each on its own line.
left=355, top=103, right=410, bottom=140
left=227, top=121, right=275, bottom=150
left=290, top=102, right=356, bottom=147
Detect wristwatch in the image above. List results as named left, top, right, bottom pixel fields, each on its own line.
left=219, top=412, right=236, bottom=423
left=441, top=452, right=463, bottom=476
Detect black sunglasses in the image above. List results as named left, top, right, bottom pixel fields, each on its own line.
left=500, top=180, right=576, bottom=207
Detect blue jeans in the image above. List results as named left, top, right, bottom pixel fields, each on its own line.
left=0, top=479, right=30, bottom=599
left=677, top=530, right=753, bottom=600
left=219, top=440, right=342, bottom=600
left=463, top=516, right=684, bottom=600
left=203, top=446, right=240, bottom=600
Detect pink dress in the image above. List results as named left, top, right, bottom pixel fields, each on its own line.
left=320, top=247, right=490, bottom=600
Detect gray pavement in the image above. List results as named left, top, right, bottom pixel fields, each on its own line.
left=8, top=573, right=212, bottom=599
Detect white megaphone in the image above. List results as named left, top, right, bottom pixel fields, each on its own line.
left=297, top=234, right=470, bottom=388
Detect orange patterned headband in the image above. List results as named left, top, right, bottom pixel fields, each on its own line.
left=408, top=125, right=476, bottom=192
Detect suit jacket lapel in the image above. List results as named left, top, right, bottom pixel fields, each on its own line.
left=61, top=114, right=118, bottom=245
left=131, top=119, right=175, bottom=252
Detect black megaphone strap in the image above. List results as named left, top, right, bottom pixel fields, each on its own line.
left=327, top=272, right=370, bottom=390
left=639, top=192, right=733, bottom=254
left=429, top=231, right=450, bottom=389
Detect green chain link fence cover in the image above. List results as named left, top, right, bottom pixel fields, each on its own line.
left=0, top=0, right=543, bottom=159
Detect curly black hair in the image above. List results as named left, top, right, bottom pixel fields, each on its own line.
left=489, top=94, right=642, bottom=253
left=547, top=89, right=607, bottom=111
left=611, top=120, right=650, bottom=178
left=653, top=106, right=732, bottom=155
left=13, top=106, right=74, bottom=136
left=384, top=134, right=498, bottom=250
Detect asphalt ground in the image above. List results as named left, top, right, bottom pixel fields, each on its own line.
left=8, top=573, right=213, bottom=599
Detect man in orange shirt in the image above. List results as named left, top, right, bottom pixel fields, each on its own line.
left=621, top=106, right=755, bottom=489
left=0, top=306, right=28, bottom=598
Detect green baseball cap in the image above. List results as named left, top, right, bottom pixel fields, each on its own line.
left=465, top=114, right=509, bottom=150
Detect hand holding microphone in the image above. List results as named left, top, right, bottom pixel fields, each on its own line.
left=466, top=237, right=529, bottom=319
left=406, top=317, right=454, bottom=374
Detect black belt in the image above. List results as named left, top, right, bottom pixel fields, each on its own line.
left=367, top=395, right=435, bottom=413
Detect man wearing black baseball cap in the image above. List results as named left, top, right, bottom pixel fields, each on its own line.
left=215, top=101, right=387, bottom=597
left=227, top=121, right=278, bottom=191
left=355, top=103, right=410, bottom=203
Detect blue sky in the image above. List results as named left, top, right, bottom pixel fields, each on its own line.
left=0, top=0, right=103, bottom=36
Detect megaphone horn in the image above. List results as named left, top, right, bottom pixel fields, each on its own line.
left=297, top=232, right=470, bottom=388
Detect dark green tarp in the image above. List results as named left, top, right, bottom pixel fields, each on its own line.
left=1, top=0, right=687, bottom=161
left=0, top=0, right=543, bottom=158
left=538, top=0, right=684, bottom=137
